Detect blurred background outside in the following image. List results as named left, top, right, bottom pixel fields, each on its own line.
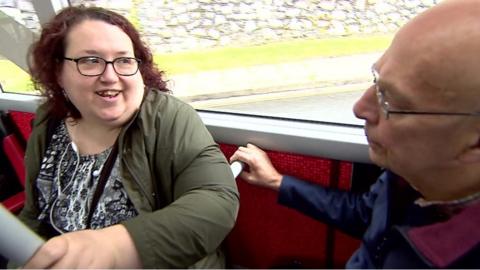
left=0, top=0, right=440, bottom=125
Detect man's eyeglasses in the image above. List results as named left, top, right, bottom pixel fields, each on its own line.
left=372, top=66, right=480, bottom=120
left=63, top=56, right=141, bottom=77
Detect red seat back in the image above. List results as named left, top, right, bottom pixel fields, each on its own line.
left=2, top=134, right=26, bottom=213
left=8, top=111, right=35, bottom=143
left=220, top=144, right=360, bottom=268
left=3, top=134, right=26, bottom=187
left=1, top=111, right=33, bottom=213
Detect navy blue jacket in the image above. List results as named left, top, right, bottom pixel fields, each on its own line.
left=278, top=170, right=480, bottom=268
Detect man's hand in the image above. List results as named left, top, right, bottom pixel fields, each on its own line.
left=230, top=143, right=283, bottom=191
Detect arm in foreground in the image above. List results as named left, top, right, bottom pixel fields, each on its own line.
left=23, top=225, right=141, bottom=269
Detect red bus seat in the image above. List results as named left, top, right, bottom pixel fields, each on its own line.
left=2, top=134, right=26, bottom=213
left=0, top=111, right=34, bottom=213
left=8, top=111, right=35, bottom=143
left=220, top=143, right=360, bottom=268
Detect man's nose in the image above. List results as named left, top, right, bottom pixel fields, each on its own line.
left=353, top=86, right=380, bottom=124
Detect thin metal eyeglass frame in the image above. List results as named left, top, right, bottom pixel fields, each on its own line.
left=371, top=66, right=480, bottom=120
left=63, top=56, right=141, bottom=77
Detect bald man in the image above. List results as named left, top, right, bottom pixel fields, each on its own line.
left=231, top=0, right=480, bottom=268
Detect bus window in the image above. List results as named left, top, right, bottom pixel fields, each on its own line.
left=63, top=0, right=437, bottom=126
left=1, top=0, right=440, bottom=122
left=0, top=56, right=33, bottom=94
left=0, top=1, right=39, bottom=95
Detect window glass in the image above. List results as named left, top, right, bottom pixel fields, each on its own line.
left=2, top=0, right=440, bottom=125
left=72, top=0, right=438, bottom=125
left=0, top=0, right=40, bottom=31
left=0, top=0, right=38, bottom=94
left=0, top=55, right=33, bottom=94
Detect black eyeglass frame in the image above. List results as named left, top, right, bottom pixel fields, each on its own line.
left=371, top=66, right=480, bottom=119
left=63, top=56, right=142, bottom=77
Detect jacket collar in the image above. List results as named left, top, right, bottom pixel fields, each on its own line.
left=407, top=200, right=480, bottom=267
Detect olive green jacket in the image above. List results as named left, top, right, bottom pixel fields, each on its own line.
left=17, top=90, right=239, bottom=268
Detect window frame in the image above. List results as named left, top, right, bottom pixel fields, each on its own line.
left=0, top=0, right=370, bottom=164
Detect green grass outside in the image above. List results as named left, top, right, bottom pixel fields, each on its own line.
left=0, top=60, right=33, bottom=93
left=155, top=34, right=392, bottom=75
left=1, top=34, right=393, bottom=93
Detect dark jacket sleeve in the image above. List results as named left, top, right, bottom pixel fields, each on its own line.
left=278, top=175, right=384, bottom=237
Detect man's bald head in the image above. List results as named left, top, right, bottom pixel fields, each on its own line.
left=354, top=0, right=480, bottom=201
left=380, top=0, right=480, bottom=109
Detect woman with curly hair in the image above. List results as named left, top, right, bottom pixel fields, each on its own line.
left=14, top=5, right=239, bottom=268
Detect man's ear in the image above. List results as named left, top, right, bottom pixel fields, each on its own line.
left=459, top=136, right=480, bottom=163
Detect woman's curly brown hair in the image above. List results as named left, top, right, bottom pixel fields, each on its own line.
left=29, top=5, right=169, bottom=120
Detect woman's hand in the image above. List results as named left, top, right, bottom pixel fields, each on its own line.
left=23, top=224, right=141, bottom=269
left=230, top=143, right=283, bottom=191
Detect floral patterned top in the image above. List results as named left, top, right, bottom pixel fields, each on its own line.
left=36, top=122, right=137, bottom=233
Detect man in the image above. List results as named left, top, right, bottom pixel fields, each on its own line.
left=230, top=0, right=480, bottom=268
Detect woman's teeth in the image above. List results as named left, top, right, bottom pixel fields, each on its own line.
left=96, top=90, right=120, bottom=98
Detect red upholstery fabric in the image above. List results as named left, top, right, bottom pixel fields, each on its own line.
left=8, top=111, right=35, bottom=143
left=333, top=230, right=361, bottom=267
left=2, top=192, right=25, bottom=213
left=2, top=134, right=26, bottom=187
left=220, top=144, right=360, bottom=268
left=1, top=111, right=32, bottom=213
left=2, top=134, right=26, bottom=213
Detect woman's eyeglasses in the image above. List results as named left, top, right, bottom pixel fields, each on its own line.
left=63, top=56, right=141, bottom=76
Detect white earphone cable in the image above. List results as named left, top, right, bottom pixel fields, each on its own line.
left=50, top=141, right=80, bottom=234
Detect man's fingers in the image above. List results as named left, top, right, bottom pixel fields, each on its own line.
left=246, top=143, right=261, bottom=151
left=231, top=148, right=252, bottom=163
left=239, top=171, right=255, bottom=183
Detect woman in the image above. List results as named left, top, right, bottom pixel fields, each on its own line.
left=15, top=5, right=239, bottom=268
